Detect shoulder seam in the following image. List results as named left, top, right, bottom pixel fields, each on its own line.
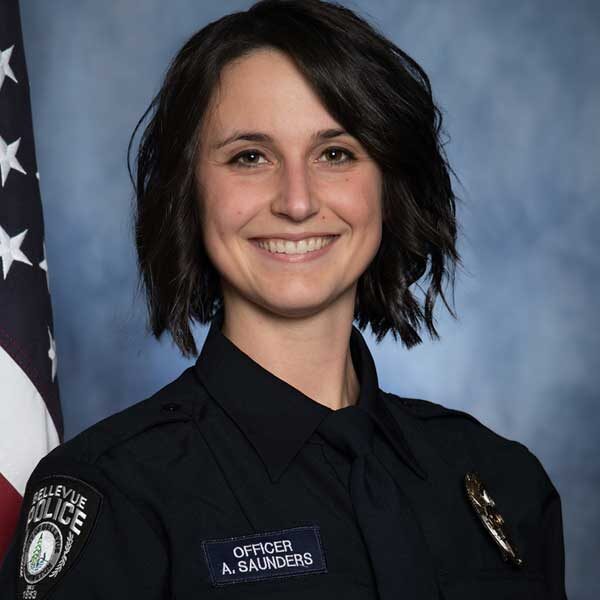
left=383, top=391, right=482, bottom=422
left=74, top=367, right=203, bottom=464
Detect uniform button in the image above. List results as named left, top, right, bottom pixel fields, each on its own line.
left=161, top=402, right=181, bottom=412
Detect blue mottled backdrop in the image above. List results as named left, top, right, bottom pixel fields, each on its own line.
left=19, top=1, right=600, bottom=597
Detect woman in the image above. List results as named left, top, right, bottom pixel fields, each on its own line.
left=0, top=1, right=567, bottom=598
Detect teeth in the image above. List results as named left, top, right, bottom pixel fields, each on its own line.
left=256, top=236, right=337, bottom=255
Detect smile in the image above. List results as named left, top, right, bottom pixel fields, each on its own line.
left=249, top=235, right=340, bottom=262
left=254, top=236, right=337, bottom=255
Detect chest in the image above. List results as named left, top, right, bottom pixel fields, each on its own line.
left=138, top=422, right=547, bottom=599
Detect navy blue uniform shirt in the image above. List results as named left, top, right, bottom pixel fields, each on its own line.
left=0, top=308, right=567, bottom=598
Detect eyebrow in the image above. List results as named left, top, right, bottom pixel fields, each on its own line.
left=211, top=128, right=351, bottom=150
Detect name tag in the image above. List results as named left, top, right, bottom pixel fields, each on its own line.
left=202, top=524, right=327, bottom=586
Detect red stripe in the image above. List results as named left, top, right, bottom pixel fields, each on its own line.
left=0, top=473, right=22, bottom=565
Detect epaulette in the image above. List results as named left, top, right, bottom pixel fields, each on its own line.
left=45, top=366, right=203, bottom=466
left=384, top=391, right=527, bottom=453
left=384, top=391, right=485, bottom=424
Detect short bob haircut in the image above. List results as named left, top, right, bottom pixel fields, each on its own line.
left=127, top=0, right=463, bottom=358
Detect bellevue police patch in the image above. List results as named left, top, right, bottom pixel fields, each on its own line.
left=17, top=475, right=102, bottom=600
left=202, top=524, right=327, bottom=586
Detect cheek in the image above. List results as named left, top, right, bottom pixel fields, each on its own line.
left=201, top=176, right=255, bottom=242
left=342, top=171, right=382, bottom=235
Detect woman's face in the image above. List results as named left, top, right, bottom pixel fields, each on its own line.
left=196, top=48, right=382, bottom=319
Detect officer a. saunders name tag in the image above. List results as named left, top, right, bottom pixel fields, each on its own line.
left=201, top=524, right=328, bottom=586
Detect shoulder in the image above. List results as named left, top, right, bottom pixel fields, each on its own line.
left=382, top=393, right=567, bottom=589
left=12, top=364, right=211, bottom=577
left=382, top=390, right=529, bottom=454
left=381, top=391, right=558, bottom=498
left=0, top=373, right=197, bottom=599
left=31, top=365, right=209, bottom=481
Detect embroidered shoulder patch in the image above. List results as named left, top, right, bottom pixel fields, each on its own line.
left=17, top=475, right=103, bottom=600
left=202, top=524, right=327, bottom=586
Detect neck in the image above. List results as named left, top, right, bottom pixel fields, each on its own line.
left=219, top=290, right=360, bottom=411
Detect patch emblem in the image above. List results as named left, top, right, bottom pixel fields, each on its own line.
left=202, top=524, right=327, bottom=586
left=17, top=475, right=103, bottom=600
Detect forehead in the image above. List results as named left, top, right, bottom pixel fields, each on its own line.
left=203, top=48, right=339, bottom=138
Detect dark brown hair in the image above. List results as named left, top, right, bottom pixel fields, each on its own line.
left=127, top=0, right=464, bottom=357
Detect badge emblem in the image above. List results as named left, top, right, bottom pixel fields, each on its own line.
left=464, top=471, right=524, bottom=567
left=17, top=474, right=103, bottom=600
left=22, top=521, right=63, bottom=583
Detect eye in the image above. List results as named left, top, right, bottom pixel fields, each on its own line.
left=228, top=147, right=356, bottom=169
left=318, top=147, right=356, bottom=167
left=228, top=150, right=268, bottom=169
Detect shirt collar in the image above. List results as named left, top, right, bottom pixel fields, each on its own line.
left=193, top=306, right=427, bottom=483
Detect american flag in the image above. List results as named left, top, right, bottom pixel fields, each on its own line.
left=0, top=0, right=63, bottom=564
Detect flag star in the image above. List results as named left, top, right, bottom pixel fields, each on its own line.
left=0, top=135, right=27, bottom=187
left=48, top=326, right=57, bottom=382
left=0, top=45, right=18, bottom=92
left=0, top=224, right=32, bottom=279
left=39, top=241, right=50, bottom=289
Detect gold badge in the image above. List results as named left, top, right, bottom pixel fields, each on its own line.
left=464, top=471, right=524, bottom=567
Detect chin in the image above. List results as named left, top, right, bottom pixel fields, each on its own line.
left=257, top=297, right=335, bottom=320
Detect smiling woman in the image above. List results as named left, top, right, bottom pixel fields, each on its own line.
left=194, top=46, right=385, bottom=330
left=0, top=1, right=567, bottom=599
left=128, top=0, right=460, bottom=358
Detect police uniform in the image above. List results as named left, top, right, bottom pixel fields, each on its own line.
left=0, top=306, right=568, bottom=599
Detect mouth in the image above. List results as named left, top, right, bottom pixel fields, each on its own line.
left=249, top=234, right=340, bottom=262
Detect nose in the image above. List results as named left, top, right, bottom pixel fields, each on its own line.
left=271, top=157, right=320, bottom=221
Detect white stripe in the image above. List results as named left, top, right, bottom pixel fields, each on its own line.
left=0, top=345, right=60, bottom=495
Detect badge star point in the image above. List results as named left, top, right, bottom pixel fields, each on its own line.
left=0, top=45, right=18, bottom=92
left=0, top=135, right=27, bottom=187
left=0, top=225, right=32, bottom=279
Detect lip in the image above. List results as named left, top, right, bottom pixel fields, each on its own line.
left=249, top=235, right=340, bottom=263
left=249, top=232, right=340, bottom=242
